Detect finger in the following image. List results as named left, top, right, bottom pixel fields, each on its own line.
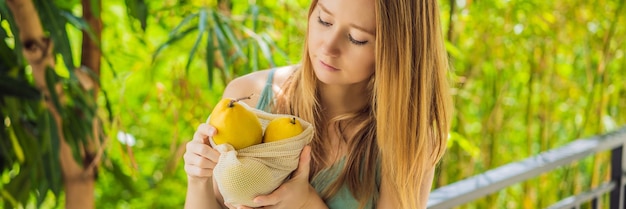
left=186, top=141, right=220, bottom=161
left=193, top=123, right=217, bottom=144
left=183, top=152, right=217, bottom=168
left=184, top=164, right=213, bottom=177
left=252, top=187, right=282, bottom=206
left=224, top=202, right=236, bottom=209
left=292, top=145, right=311, bottom=179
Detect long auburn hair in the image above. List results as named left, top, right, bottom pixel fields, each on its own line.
left=273, top=0, right=452, bottom=208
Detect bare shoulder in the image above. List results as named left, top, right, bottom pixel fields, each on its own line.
left=222, top=65, right=297, bottom=107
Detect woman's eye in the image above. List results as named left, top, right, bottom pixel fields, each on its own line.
left=348, top=34, right=368, bottom=45
left=317, top=16, right=332, bottom=27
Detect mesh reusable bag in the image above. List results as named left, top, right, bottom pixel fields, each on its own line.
left=210, top=104, right=314, bottom=207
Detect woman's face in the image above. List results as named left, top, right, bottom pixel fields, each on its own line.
left=307, top=0, right=376, bottom=86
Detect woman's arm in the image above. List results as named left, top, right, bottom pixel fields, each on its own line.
left=185, top=176, right=226, bottom=209
left=183, top=122, right=227, bottom=209
left=185, top=68, right=281, bottom=209
left=376, top=166, right=435, bottom=209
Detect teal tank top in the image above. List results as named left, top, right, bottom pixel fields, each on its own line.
left=255, top=69, right=276, bottom=112
left=255, top=68, right=379, bottom=209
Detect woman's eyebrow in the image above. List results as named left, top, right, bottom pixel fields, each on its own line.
left=317, top=2, right=376, bottom=36
left=318, top=3, right=333, bottom=15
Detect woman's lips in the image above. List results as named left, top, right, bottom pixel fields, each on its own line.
left=320, top=60, right=339, bottom=71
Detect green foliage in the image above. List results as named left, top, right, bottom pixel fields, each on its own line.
left=0, top=78, right=63, bottom=209
left=151, top=4, right=291, bottom=88
left=438, top=0, right=626, bottom=207
left=1, top=0, right=624, bottom=208
left=0, top=0, right=123, bottom=208
left=33, top=0, right=76, bottom=77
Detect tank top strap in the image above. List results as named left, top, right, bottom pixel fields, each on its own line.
left=255, top=68, right=276, bottom=112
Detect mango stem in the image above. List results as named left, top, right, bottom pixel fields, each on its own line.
left=228, top=94, right=255, bottom=107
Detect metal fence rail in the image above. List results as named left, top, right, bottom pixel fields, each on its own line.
left=427, top=127, right=626, bottom=209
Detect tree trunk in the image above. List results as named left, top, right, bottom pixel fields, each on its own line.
left=6, top=0, right=96, bottom=208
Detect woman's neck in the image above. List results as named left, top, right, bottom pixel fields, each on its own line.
left=318, top=81, right=370, bottom=119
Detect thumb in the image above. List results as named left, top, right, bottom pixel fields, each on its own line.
left=292, top=145, right=311, bottom=179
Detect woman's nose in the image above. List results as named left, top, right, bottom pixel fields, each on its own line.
left=320, top=30, right=341, bottom=57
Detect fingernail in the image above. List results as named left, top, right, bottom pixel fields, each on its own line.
left=208, top=127, right=215, bottom=135
left=253, top=198, right=261, bottom=203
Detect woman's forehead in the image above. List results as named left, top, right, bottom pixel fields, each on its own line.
left=316, top=0, right=376, bottom=30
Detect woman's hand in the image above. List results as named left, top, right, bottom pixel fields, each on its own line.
left=184, top=122, right=221, bottom=179
left=225, top=146, right=326, bottom=209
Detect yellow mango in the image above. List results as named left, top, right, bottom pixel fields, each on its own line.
left=209, top=97, right=263, bottom=149
left=263, top=117, right=303, bottom=143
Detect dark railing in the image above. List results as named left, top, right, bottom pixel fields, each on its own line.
left=427, top=127, right=626, bottom=209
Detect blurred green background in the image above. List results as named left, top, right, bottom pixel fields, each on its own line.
left=1, top=0, right=624, bottom=208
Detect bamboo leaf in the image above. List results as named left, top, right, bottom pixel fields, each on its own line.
left=262, top=33, right=287, bottom=58
left=0, top=75, right=40, bottom=100
left=210, top=11, right=231, bottom=78
left=4, top=166, right=31, bottom=206
left=102, top=54, right=118, bottom=78
left=0, top=24, right=17, bottom=71
left=44, top=67, right=64, bottom=116
left=216, top=14, right=244, bottom=59
left=1, top=189, right=19, bottom=209
left=44, top=111, right=62, bottom=197
left=5, top=101, right=27, bottom=165
left=249, top=4, right=260, bottom=31
left=125, top=0, right=148, bottom=30
left=250, top=41, right=259, bottom=73
left=152, top=27, right=197, bottom=63
left=168, top=13, right=199, bottom=37
left=36, top=178, right=48, bottom=207
left=445, top=40, right=464, bottom=61
left=0, top=112, right=14, bottom=170
left=185, top=9, right=207, bottom=74
left=103, top=159, right=138, bottom=195
left=261, top=34, right=287, bottom=66
left=257, top=34, right=276, bottom=68
left=33, top=0, right=76, bottom=77
left=205, top=25, right=215, bottom=88
left=62, top=113, right=84, bottom=165
left=102, top=90, right=114, bottom=123
left=0, top=1, right=24, bottom=65
left=59, top=10, right=98, bottom=45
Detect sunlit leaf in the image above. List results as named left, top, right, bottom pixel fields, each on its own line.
left=0, top=1, right=24, bottom=65
left=168, top=13, right=199, bottom=38
left=185, top=9, right=206, bottom=74
left=44, top=111, right=62, bottom=197
left=216, top=13, right=244, bottom=59
left=0, top=23, right=17, bottom=70
left=33, top=0, right=75, bottom=77
left=205, top=22, right=215, bottom=88
left=0, top=111, right=14, bottom=169
left=4, top=166, right=30, bottom=206
left=44, top=67, right=64, bottom=116
left=0, top=189, right=19, bottom=209
left=152, top=27, right=197, bottom=62
left=103, top=159, right=138, bottom=195
left=250, top=40, right=259, bottom=74
left=102, top=90, right=114, bottom=123
left=248, top=4, right=260, bottom=31
left=0, top=76, right=40, bottom=99
left=125, top=0, right=148, bottom=30
left=210, top=11, right=232, bottom=79
left=445, top=40, right=463, bottom=61
left=59, top=10, right=98, bottom=45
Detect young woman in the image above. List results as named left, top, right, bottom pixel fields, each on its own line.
left=183, top=0, right=452, bottom=208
